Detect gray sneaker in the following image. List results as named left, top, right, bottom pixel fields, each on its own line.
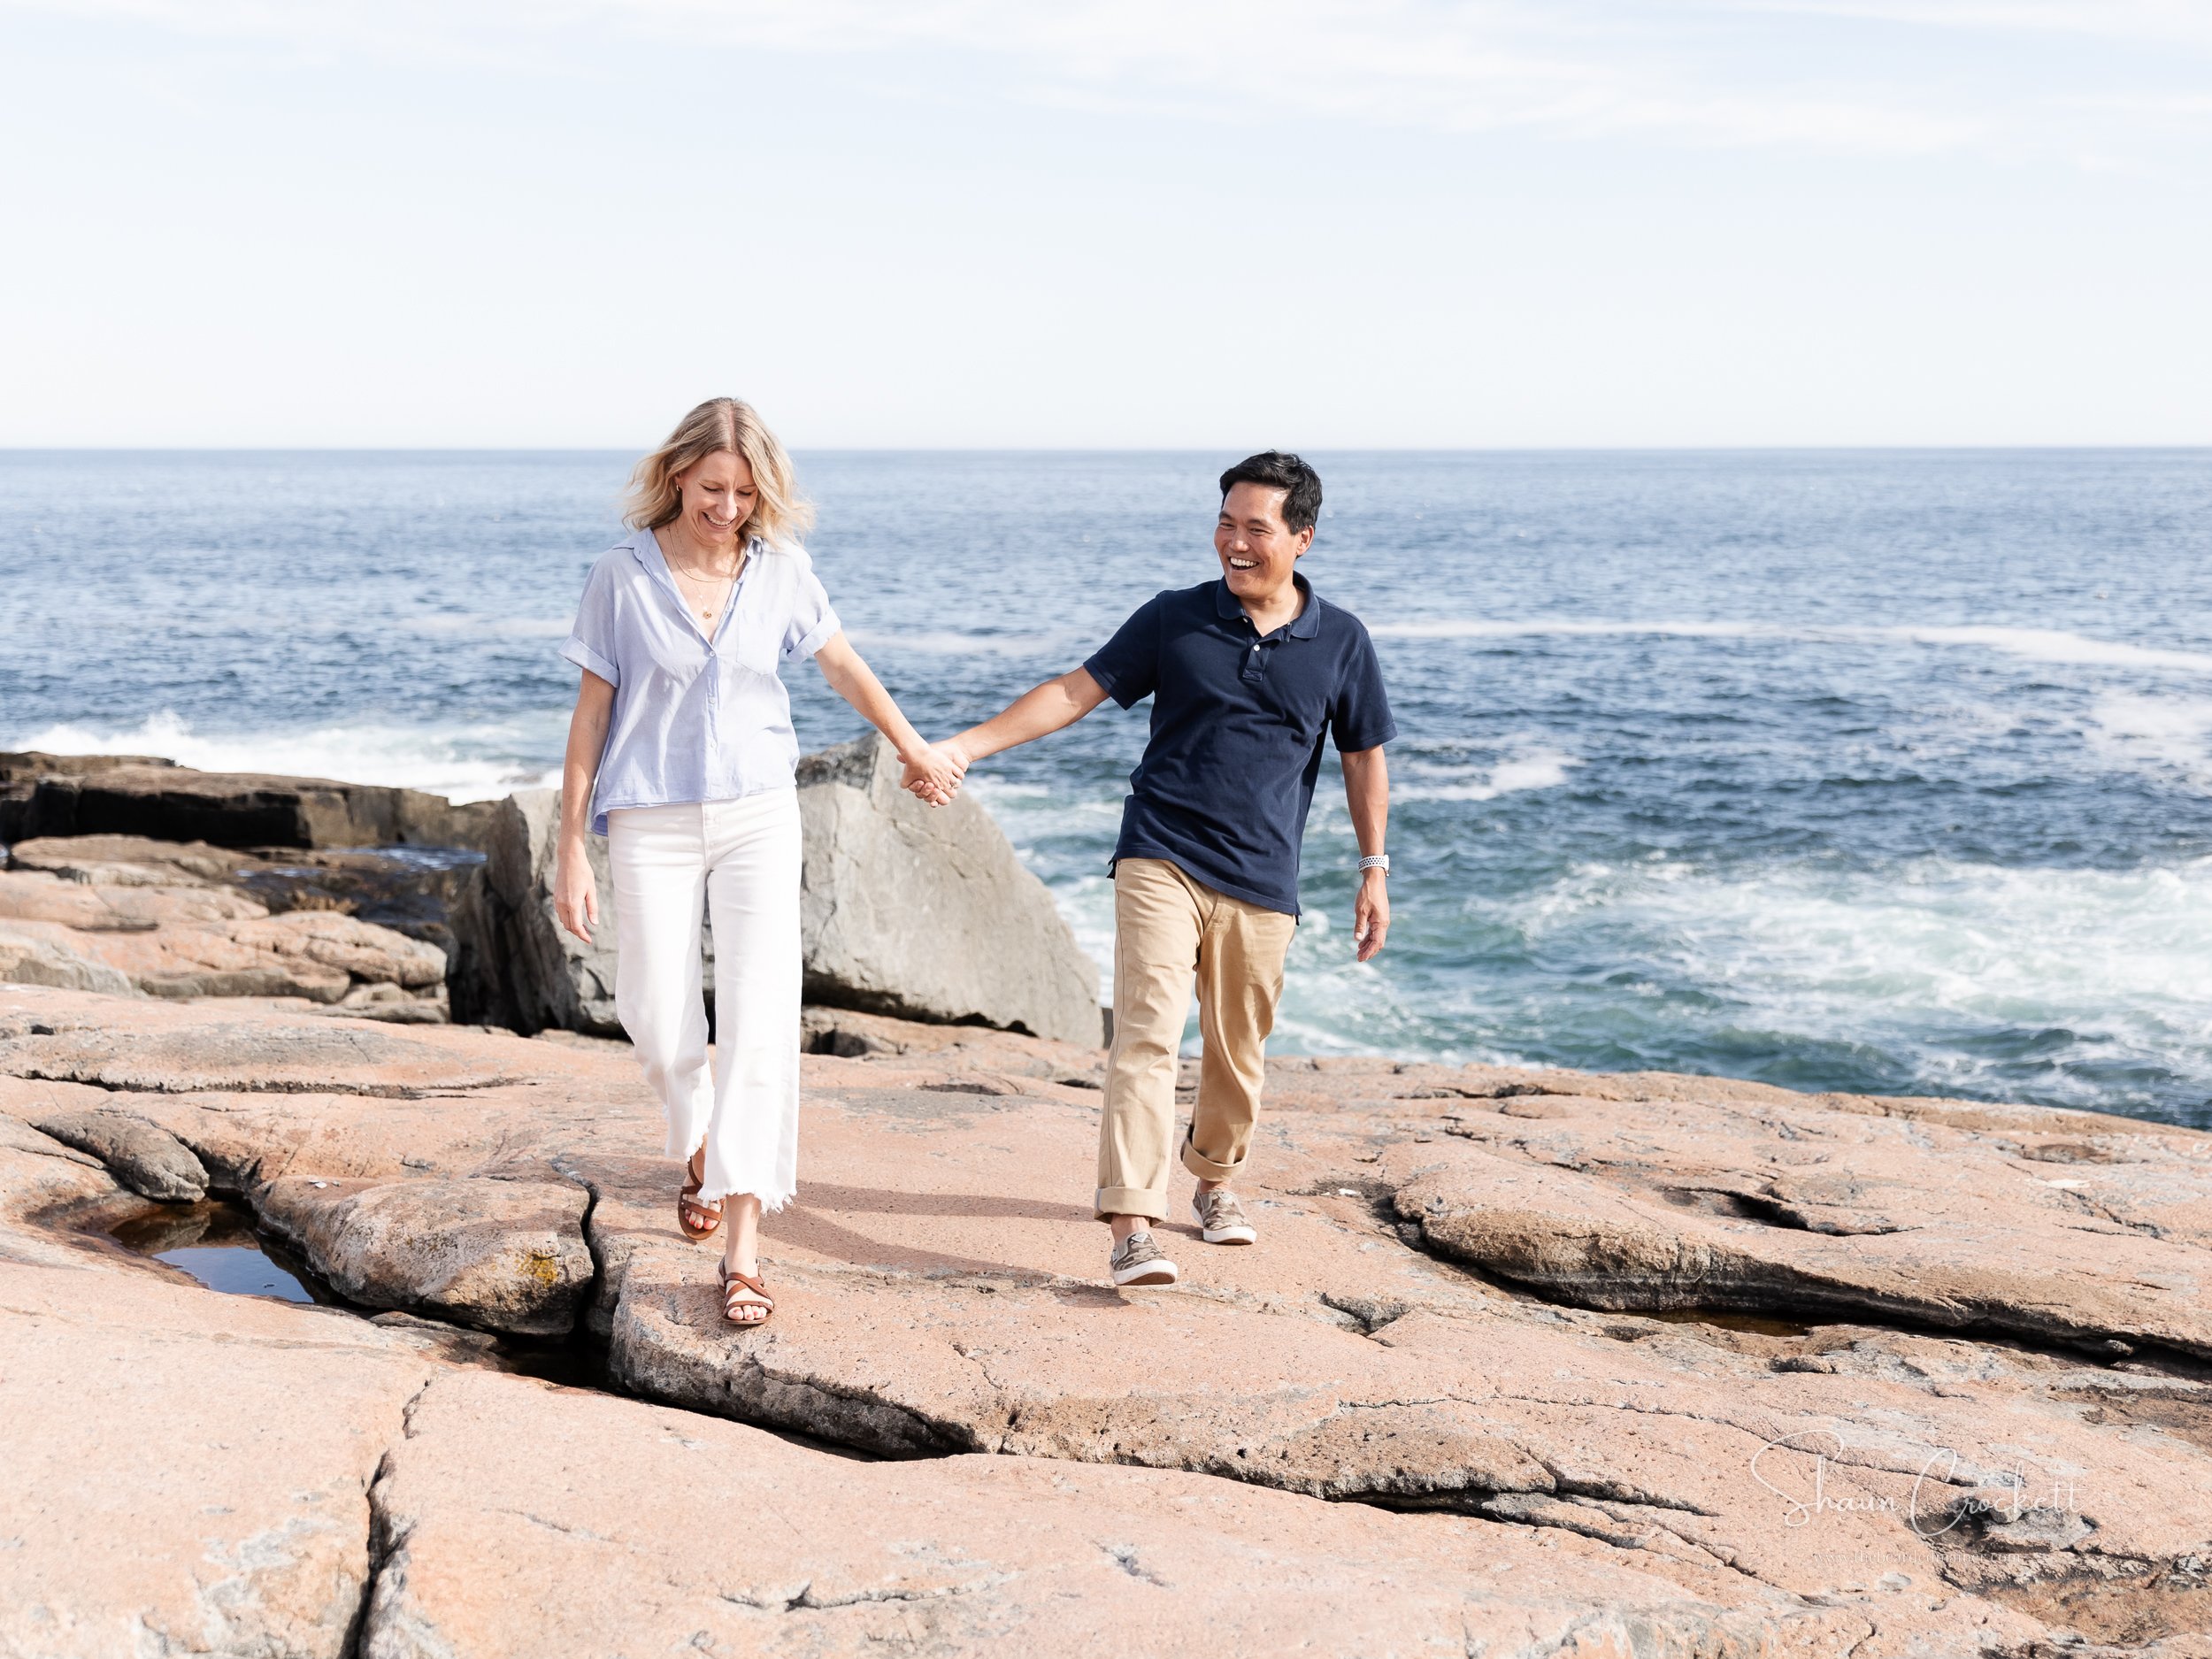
left=1191, top=1187, right=1256, bottom=1245
left=1110, top=1230, right=1180, bottom=1286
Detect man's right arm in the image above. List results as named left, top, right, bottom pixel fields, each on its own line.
left=908, top=595, right=1154, bottom=796
left=937, top=667, right=1110, bottom=772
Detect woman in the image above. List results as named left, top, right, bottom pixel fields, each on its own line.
left=552, top=397, right=961, bottom=1326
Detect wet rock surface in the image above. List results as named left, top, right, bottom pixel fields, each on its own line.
left=4, top=982, right=2211, bottom=1655
left=0, top=749, right=494, bottom=850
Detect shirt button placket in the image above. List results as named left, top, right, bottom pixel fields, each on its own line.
left=705, top=646, right=720, bottom=794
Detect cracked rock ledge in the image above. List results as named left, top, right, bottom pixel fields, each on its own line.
left=4, top=983, right=2211, bottom=1657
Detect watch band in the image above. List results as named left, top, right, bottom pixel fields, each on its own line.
left=1358, top=854, right=1390, bottom=873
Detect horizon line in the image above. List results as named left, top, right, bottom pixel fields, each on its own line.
left=4, top=443, right=2210, bottom=457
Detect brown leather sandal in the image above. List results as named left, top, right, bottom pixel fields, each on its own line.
left=677, top=1171, right=723, bottom=1241
left=718, top=1263, right=773, bottom=1326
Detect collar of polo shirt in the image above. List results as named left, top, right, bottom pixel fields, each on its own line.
left=1214, top=572, right=1324, bottom=640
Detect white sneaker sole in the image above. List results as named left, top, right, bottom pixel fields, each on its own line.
left=1191, top=1199, right=1256, bottom=1246
left=1112, top=1256, right=1180, bottom=1286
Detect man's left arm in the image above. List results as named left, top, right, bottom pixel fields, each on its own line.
left=1341, top=746, right=1389, bottom=962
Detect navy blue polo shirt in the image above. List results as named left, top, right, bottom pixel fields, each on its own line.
left=1082, top=575, right=1396, bottom=916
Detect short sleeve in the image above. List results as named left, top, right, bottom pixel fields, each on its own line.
left=781, top=563, right=841, bottom=661
left=1329, top=625, right=1397, bottom=752
left=560, top=557, right=621, bottom=687
left=1083, top=595, right=1166, bottom=709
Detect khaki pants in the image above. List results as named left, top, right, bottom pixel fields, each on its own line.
left=1095, top=858, right=1298, bottom=1221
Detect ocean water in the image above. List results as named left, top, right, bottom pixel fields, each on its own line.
left=4, top=449, right=2209, bottom=1127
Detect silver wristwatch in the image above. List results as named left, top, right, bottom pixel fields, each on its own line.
left=1358, top=854, right=1390, bottom=874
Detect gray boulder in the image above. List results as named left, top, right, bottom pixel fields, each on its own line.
left=456, top=737, right=1102, bottom=1048
left=447, top=788, right=710, bottom=1035
left=472, top=789, right=624, bottom=1036
left=27, top=1110, right=209, bottom=1202
left=798, top=733, right=1101, bottom=1045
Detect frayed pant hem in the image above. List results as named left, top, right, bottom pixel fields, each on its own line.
left=695, top=1184, right=795, bottom=1213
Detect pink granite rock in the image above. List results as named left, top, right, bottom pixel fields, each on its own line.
left=1381, top=1087, right=2212, bottom=1357
left=257, top=1173, right=594, bottom=1336
left=0, top=865, right=265, bottom=926
left=5, top=985, right=2211, bottom=1653
left=361, top=1366, right=1810, bottom=1658
left=6, top=833, right=259, bottom=887
left=0, top=1261, right=438, bottom=1659
left=0, top=923, right=136, bottom=996
left=0, top=868, right=446, bottom=1002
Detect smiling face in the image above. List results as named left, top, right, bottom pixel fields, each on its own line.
left=1215, top=480, right=1314, bottom=604
left=670, top=449, right=758, bottom=549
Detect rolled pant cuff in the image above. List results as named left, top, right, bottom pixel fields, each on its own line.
left=1179, top=1141, right=1243, bottom=1183
left=1094, top=1186, right=1167, bottom=1224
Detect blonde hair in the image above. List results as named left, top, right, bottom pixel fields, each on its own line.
left=623, top=397, right=814, bottom=549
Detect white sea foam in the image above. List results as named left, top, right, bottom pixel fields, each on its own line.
left=1521, top=856, right=2212, bottom=1064
left=1369, top=618, right=2212, bottom=676
left=1887, top=626, right=2212, bottom=675
left=4, top=711, right=561, bottom=803
left=1396, top=750, right=1580, bottom=802
left=2085, top=693, right=2212, bottom=786
left=843, top=628, right=1071, bottom=657
left=410, top=614, right=572, bottom=640
left=1374, top=619, right=1771, bottom=641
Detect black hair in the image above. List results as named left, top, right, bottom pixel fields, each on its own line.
left=1218, top=451, right=1322, bottom=536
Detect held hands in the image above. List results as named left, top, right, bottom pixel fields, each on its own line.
left=899, top=739, right=970, bottom=807
left=1353, top=866, right=1390, bottom=963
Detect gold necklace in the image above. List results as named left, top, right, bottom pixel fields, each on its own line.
left=667, top=546, right=745, bottom=624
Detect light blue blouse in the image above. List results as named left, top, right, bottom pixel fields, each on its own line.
left=561, top=526, right=842, bottom=835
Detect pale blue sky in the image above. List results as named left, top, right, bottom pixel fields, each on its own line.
left=3, top=1, right=2208, bottom=447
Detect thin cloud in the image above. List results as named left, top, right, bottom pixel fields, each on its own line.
left=1729, top=0, right=2212, bottom=49
left=4, top=0, right=2201, bottom=156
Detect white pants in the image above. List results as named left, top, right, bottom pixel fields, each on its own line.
left=607, top=792, right=803, bottom=1210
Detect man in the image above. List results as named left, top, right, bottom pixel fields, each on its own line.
left=917, top=452, right=1394, bottom=1286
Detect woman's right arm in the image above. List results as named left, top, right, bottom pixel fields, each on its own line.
left=554, top=671, right=616, bottom=943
